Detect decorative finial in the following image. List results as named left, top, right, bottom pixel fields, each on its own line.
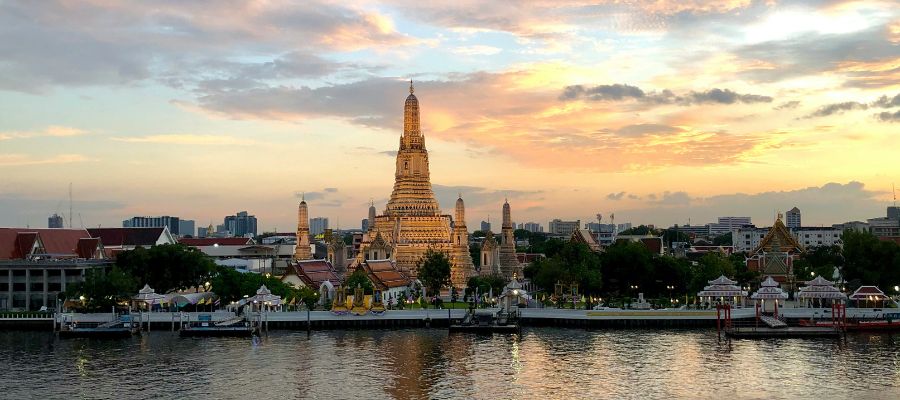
left=409, top=80, right=414, bottom=94
left=301, top=192, right=305, bottom=202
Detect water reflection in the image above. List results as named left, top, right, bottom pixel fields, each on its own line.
left=1, top=329, right=899, bottom=399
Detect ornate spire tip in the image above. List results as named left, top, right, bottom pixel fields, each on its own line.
left=409, top=80, right=414, bottom=94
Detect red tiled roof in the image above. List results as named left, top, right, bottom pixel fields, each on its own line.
left=850, top=286, right=889, bottom=300
left=76, top=238, right=102, bottom=259
left=14, top=232, right=38, bottom=259
left=283, top=259, right=342, bottom=287
left=0, top=228, right=93, bottom=259
left=88, top=227, right=166, bottom=247
left=179, top=237, right=253, bottom=246
left=363, top=260, right=410, bottom=289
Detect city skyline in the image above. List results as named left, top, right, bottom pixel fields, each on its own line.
left=1, top=1, right=898, bottom=231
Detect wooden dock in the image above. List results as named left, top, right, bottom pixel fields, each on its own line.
left=725, top=326, right=841, bottom=338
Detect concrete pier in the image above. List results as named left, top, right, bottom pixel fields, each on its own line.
left=0, top=307, right=893, bottom=331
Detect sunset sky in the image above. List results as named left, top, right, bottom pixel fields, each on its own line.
left=1, top=0, right=898, bottom=232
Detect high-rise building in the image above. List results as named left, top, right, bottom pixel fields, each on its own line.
left=480, top=220, right=491, bottom=232
left=197, top=226, right=209, bottom=238
left=310, top=217, right=329, bottom=236
left=361, top=218, right=369, bottom=232
left=549, top=219, right=580, bottom=237
left=48, top=213, right=64, bottom=228
left=521, top=222, right=543, bottom=233
left=123, top=216, right=181, bottom=235
left=224, top=211, right=257, bottom=237
left=888, top=206, right=900, bottom=220
left=178, top=220, right=195, bottom=237
left=786, top=207, right=801, bottom=229
left=709, top=216, right=752, bottom=236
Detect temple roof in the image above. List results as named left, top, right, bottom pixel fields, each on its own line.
left=751, top=216, right=803, bottom=255
left=751, top=276, right=788, bottom=299
left=697, top=275, right=747, bottom=297
left=361, top=259, right=410, bottom=289
left=0, top=228, right=96, bottom=259
left=798, top=276, right=846, bottom=299
left=282, top=259, right=343, bottom=288
left=849, top=286, right=889, bottom=300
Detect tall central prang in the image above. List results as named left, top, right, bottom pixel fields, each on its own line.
left=354, top=82, right=475, bottom=288
left=385, top=81, right=441, bottom=217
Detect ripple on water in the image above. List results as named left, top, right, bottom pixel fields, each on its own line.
left=1, top=329, right=899, bottom=399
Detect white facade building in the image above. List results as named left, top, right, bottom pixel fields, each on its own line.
left=734, top=226, right=842, bottom=252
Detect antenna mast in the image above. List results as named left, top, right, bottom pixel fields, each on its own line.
left=68, top=183, right=73, bottom=229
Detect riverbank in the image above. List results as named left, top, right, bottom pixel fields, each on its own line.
left=2, top=307, right=894, bottom=331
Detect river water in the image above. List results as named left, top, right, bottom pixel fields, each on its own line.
left=1, top=328, right=899, bottom=399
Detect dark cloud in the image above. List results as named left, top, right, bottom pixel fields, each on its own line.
left=684, top=89, right=772, bottom=105
left=615, top=124, right=684, bottom=136
left=606, top=191, right=626, bottom=200
left=774, top=101, right=800, bottom=110
left=805, top=102, right=868, bottom=118
left=876, top=110, right=900, bottom=122
left=805, top=92, right=900, bottom=119
left=650, top=191, right=692, bottom=206
left=0, top=1, right=404, bottom=93
left=734, top=26, right=899, bottom=83
left=872, top=93, right=900, bottom=108
left=627, top=194, right=641, bottom=200
left=560, top=84, right=646, bottom=101
left=379, top=150, right=398, bottom=157
left=561, top=84, right=770, bottom=106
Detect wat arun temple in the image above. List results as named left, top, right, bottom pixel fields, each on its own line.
left=294, top=82, right=522, bottom=288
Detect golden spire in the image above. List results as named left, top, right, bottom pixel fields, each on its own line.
left=409, top=80, right=414, bottom=94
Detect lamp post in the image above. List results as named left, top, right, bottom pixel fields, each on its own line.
left=666, top=285, right=674, bottom=306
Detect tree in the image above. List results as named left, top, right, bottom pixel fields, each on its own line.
left=712, top=233, right=733, bottom=246
left=297, top=286, right=320, bottom=310
left=469, top=242, right=481, bottom=268
left=689, top=252, right=735, bottom=293
left=514, top=228, right=530, bottom=240
left=600, top=241, right=653, bottom=296
left=209, top=265, right=302, bottom=304
left=619, top=225, right=658, bottom=236
left=526, top=241, right=602, bottom=296
left=344, top=268, right=374, bottom=294
left=661, top=229, right=691, bottom=244
left=465, top=275, right=505, bottom=299
left=116, top=244, right=216, bottom=293
left=66, top=266, right=138, bottom=311
left=793, top=245, right=842, bottom=282
left=841, top=230, right=900, bottom=292
left=417, top=249, right=451, bottom=300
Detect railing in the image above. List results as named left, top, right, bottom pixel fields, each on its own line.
left=0, top=312, right=55, bottom=320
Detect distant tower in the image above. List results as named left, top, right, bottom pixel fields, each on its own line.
left=48, top=213, right=64, bottom=228
left=785, top=207, right=801, bottom=230
left=294, top=195, right=312, bottom=260
left=498, top=199, right=521, bottom=279
left=450, top=195, right=474, bottom=287
left=368, top=200, right=376, bottom=231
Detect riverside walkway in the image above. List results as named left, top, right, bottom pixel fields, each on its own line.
left=1, top=307, right=892, bottom=331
